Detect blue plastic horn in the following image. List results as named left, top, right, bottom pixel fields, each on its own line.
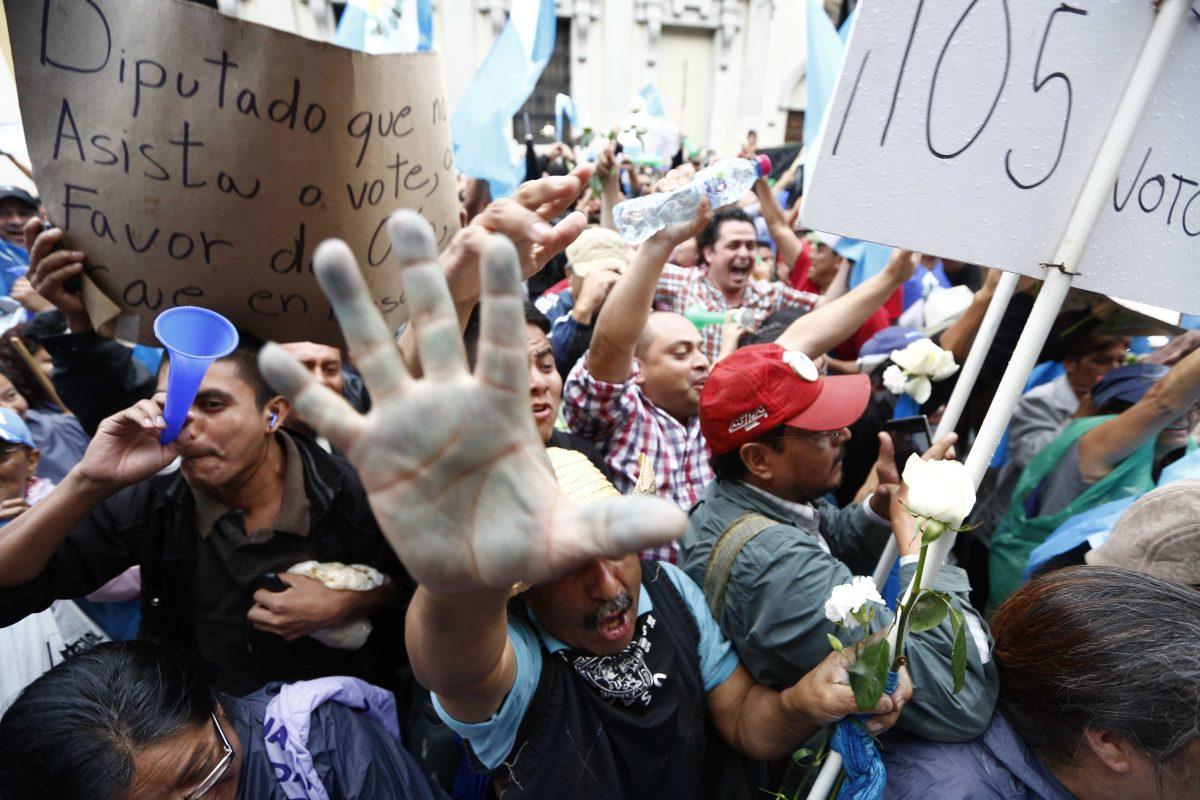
left=153, top=306, right=239, bottom=444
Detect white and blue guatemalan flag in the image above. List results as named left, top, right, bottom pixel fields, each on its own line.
left=333, top=0, right=433, bottom=54
left=554, top=93, right=577, bottom=142
left=451, top=0, right=557, bottom=198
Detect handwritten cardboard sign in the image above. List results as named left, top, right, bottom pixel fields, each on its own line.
left=803, top=1, right=1200, bottom=314
left=5, top=0, right=459, bottom=345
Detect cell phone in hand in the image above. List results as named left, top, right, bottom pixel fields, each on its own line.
left=255, top=572, right=289, bottom=593
left=884, top=415, right=933, bottom=475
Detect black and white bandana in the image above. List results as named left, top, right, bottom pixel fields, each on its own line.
left=561, top=613, right=668, bottom=706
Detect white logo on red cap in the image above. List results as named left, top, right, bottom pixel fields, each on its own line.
left=728, top=405, right=768, bottom=434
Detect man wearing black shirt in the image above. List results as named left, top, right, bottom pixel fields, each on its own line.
left=0, top=349, right=409, bottom=695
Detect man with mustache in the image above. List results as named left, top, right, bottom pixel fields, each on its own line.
left=653, top=208, right=822, bottom=363
left=681, top=344, right=1000, bottom=741
left=250, top=209, right=913, bottom=799
left=0, top=345, right=409, bottom=696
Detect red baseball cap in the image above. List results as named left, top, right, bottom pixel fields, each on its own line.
left=700, top=344, right=871, bottom=455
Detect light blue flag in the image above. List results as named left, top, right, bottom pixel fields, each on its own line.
left=333, top=2, right=370, bottom=50
left=333, top=0, right=434, bottom=53
left=837, top=5, right=858, bottom=42
left=452, top=0, right=557, bottom=198
left=638, top=83, right=667, bottom=117
left=836, top=236, right=895, bottom=287
left=554, top=93, right=577, bottom=142
left=804, top=0, right=846, bottom=158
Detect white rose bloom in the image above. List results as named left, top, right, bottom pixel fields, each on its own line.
left=824, top=575, right=886, bottom=628
left=889, top=338, right=939, bottom=373
left=906, top=375, right=932, bottom=404
left=886, top=340, right=958, bottom=403
left=930, top=346, right=959, bottom=381
left=882, top=365, right=908, bottom=395
left=890, top=339, right=959, bottom=380
left=901, top=454, right=976, bottom=529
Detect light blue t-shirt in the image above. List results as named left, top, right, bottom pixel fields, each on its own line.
left=432, top=562, right=739, bottom=770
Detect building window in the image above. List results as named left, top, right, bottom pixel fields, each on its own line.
left=514, top=18, right=571, bottom=142
left=785, top=110, right=805, bottom=145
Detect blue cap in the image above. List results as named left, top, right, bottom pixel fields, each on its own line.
left=1091, top=363, right=1168, bottom=411
left=0, top=407, right=34, bottom=449
left=859, top=326, right=926, bottom=358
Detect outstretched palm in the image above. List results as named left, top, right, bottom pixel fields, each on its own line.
left=259, top=212, right=683, bottom=595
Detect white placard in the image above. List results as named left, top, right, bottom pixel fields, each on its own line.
left=803, top=0, right=1200, bottom=314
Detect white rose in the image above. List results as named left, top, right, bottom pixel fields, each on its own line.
left=886, top=339, right=958, bottom=403
left=540, top=124, right=556, bottom=139
left=929, top=346, right=959, bottom=381
left=889, top=338, right=939, bottom=374
left=824, top=575, right=886, bottom=629
left=883, top=364, right=933, bottom=404
left=901, top=454, right=976, bottom=530
left=890, top=338, right=959, bottom=381
left=882, top=364, right=907, bottom=395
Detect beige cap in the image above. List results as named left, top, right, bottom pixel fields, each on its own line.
left=546, top=447, right=620, bottom=504
left=565, top=226, right=628, bottom=277
left=1086, top=479, right=1200, bottom=586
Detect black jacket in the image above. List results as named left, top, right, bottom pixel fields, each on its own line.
left=0, top=433, right=412, bottom=694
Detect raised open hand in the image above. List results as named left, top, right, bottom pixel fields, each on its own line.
left=258, top=212, right=684, bottom=595
left=439, top=165, right=594, bottom=304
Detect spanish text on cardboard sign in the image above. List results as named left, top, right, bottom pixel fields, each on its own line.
left=802, top=1, right=1199, bottom=315
left=6, top=0, right=459, bottom=345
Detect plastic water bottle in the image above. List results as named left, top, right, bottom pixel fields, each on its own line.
left=613, top=155, right=772, bottom=244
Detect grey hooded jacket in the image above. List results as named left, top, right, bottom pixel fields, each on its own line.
left=681, top=478, right=999, bottom=742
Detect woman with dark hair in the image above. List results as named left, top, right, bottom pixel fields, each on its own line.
left=0, top=640, right=448, bottom=800
left=0, top=331, right=89, bottom=483
left=884, top=566, right=1200, bottom=798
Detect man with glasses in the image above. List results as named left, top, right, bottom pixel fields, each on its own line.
left=0, top=640, right=448, bottom=799
left=680, top=343, right=1000, bottom=742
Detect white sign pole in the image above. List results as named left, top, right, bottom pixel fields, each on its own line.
left=811, top=2, right=1190, bottom=795
left=871, top=270, right=1021, bottom=588
left=933, top=272, right=1022, bottom=445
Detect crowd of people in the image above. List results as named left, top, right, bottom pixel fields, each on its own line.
left=0, top=124, right=1196, bottom=800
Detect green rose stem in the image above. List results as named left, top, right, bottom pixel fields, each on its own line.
left=889, top=518, right=941, bottom=671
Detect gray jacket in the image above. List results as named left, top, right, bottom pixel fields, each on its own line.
left=680, top=479, right=998, bottom=742
left=1007, top=374, right=1079, bottom=472
left=973, top=374, right=1080, bottom=540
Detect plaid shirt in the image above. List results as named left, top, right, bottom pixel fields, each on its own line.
left=654, top=265, right=819, bottom=363
left=562, top=356, right=715, bottom=563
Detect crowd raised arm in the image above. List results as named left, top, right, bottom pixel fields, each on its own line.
left=0, top=129, right=1194, bottom=800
